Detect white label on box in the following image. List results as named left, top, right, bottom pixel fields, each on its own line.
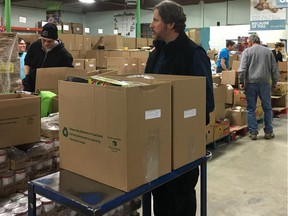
left=184, top=109, right=196, bottom=118
left=89, top=64, right=94, bottom=67
left=63, top=25, right=70, bottom=31
left=75, top=63, right=81, bottom=66
left=145, top=109, right=161, bottom=120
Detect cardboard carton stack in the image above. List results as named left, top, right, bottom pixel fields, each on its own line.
left=59, top=74, right=206, bottom=191
left=271, top=62, right=288, bottom=110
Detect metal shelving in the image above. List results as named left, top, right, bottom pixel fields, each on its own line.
left=28, top=157, right=207, bottom=216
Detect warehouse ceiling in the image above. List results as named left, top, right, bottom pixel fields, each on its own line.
left=1, top=0, right=233, bottom=13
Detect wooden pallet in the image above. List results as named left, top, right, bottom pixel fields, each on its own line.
left=229, top=125, right=248, bottom=141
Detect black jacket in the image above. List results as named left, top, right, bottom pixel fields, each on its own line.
left=145, top=33, right=214, bottom=125
left=23, top=39, right=73, bottom=92
left=272, top=49, right=283, bottom=62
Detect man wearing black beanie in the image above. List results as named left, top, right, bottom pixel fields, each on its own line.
left=23, top=23, right=73, bottom=92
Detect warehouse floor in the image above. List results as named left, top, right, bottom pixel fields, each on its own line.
left=140, top=114, right=288, bottom=216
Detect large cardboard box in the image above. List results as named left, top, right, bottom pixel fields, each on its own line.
left=214, top=102, right=226, bottom=120
left=103, top=35, right=124, bottom=50
left=107, top=57, right=138, bottom=75
left=232, top=60, right=240, bottom=71
left=83, top=35, right=92, bottom=51
left=59, top=81, right=172, bottom=191
left=84, top=58, right=96, bottom=71
left=221, top=70, right=238, bottom=85
left=73, top=59, right=85, bottom=69
left=278, top=62, right=287, bottom=72
left=136, top=38, right=148, bottom=48
left=144, top=74, right=206, bottom=169
left=71, top=23, right=83, bottom=35
left=59, top=34, right=75, bottom=51
left=35, top=67, right=87, bottom=92
left=226, top=85, right=234, bottom=104
left=271, top=94, right=288, bottom=107
left=74, top=35, right=84, bottom=51
left=213, top=84, right=226, bottom=103
left=123, top=37, right=136, bottom=49
left=0, top=94, right=40, bottom=148
left=61, top=22, right=72, bottom=34
left=225, top=108, right=247, bottom=126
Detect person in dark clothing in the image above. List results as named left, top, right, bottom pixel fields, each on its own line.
left=272, top=42, right=284, bottom=62
left=144, top=1, right=214, bottom=215
left=23, top=23, right=73, bottom=92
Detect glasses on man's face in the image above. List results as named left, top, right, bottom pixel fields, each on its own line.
left=41, top=37, right=54, bottom=44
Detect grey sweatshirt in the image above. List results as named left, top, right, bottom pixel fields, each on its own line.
left=238, top=44, right=279, bottom=86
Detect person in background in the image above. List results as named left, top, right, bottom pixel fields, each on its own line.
left=18, top=37, right=27, bottom=80
left=272, top=42, right=284, bottom=62
left=216, top=40, right=235, bottom=73
left=23, top=23, right=73, bottom=92
left=238, top=34, right=279, bottom=140
left=145, top=1, right=214, bottom=215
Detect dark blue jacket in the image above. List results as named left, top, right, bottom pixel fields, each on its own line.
left=145, top=33, right=214, bottom=125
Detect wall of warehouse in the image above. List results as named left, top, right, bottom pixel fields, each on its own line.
left=0, top=0, right=287, bottom=50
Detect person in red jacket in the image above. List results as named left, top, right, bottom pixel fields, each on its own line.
left=23, top=23, right=73, bottom=92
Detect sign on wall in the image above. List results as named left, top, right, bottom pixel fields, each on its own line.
left=114, top=12, right=136, bottom=37
left=250, top=0, right=287, bottom=30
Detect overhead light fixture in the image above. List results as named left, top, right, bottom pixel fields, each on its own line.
left=79, top=0, right=95, bottom=3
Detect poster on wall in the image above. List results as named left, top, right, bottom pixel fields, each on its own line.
left=114, top=13, right=136, bottom=37
left=250, top=0, right=287, bottom=30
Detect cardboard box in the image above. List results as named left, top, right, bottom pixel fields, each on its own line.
left=61, top=22, right=72, bottom=34
left=35, top=67, right=87, bottom=92
left=108, top=50, right=130, bottom=57
left=229, top=54, right=239, bottom=69
left=71, top=23, right=83, bottom=35
left=59, top=34, right=75, bottom=51
left=212, top=74, right=221, bottom=85
left=225, top=108, right=247, bottom=126
left=279, top=71, right=287, bottom=82
left=213, top=120, right=230, bottom=141
left=59, top=81, right=172, bottom=191
left=271, top=94, right=288, bottom=107
left=0, top=94, right=40, bottom=148
left=136, top=38, right=148, bottom=48
left=129, top=50, right=149, bottom=59
left=271, top=82, right=288, bottom=96
left=232, top=61, right=240, bottom=71
left=206, top=125, right=214, bottom=144
left=84, top=58, right=96, bottom=71
left=143, top=74, right=206, bottom=169
left=74, top=35, right=84, bottom=51
left=123, top=37, right=136, bottom=49
left=213, top=84, right=226, bottom=103
left=234, top=92, right=261, bottom=107
left=214, top=102, right=226, bottom=120
left=226, top=85, right=234, bottom=104
left=107, top=57, right=138, bottom=75
left=221, top=70, right=238, bottom=85
left=73, top=59, right=85, bottom=69
left=103, top=35, right=124, bottom=50
left=83, top=35, right=92, bottom=51
left=278, top=62, right=287, bottom=72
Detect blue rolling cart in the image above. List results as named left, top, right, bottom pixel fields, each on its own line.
left=28, top=157, right=207, bottom=216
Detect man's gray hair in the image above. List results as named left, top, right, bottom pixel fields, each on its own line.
left=249, top=34, right=261, bottom=44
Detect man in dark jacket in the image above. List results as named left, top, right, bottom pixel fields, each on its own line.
left=145, top=1, right=214, bottom=215
left=23, top=23, right=73, bottom=92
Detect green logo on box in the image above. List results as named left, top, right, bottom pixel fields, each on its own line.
left=62, top=127, right=69, bottom=137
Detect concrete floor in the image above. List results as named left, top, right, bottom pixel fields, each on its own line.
left=140, top=114, right=288, bottom=216
left=198, top=114, right=288, bottom=216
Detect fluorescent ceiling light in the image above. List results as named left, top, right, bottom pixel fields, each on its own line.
left=79, top=0, right=95, bottom=3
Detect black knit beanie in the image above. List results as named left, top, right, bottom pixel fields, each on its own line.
left=41, top=23, right=58, bottom=40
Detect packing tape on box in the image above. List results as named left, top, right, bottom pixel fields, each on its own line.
left=145, top=128, right=160, bottom=182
